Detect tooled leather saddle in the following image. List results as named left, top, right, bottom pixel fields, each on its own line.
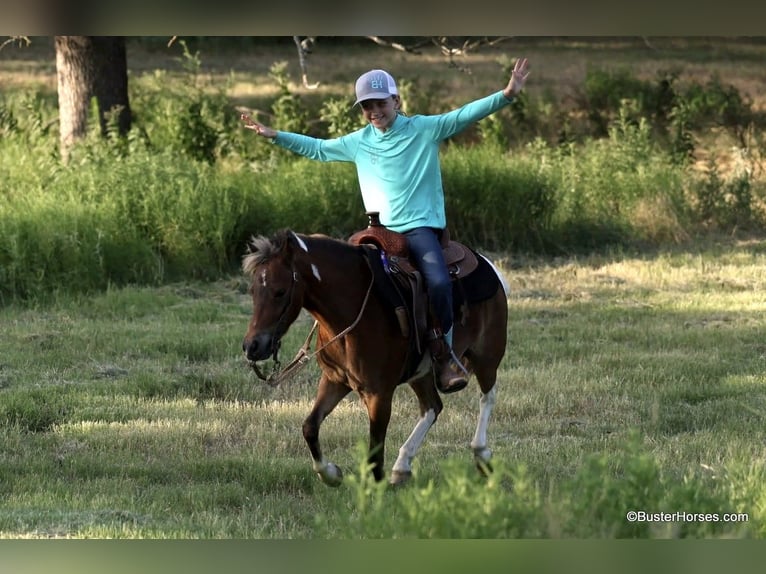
left=348, top=212, right=479, bottom=354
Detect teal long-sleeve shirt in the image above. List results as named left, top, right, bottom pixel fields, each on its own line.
left=272, top=90, right=514, bottom=233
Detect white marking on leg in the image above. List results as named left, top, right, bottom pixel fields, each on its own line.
left=392, top=408, right=437, bottom=474
left=479, top=253, right=510, bottom=297
left=311, top=263, right=322, bottom=282
left=291, top=231, right=309, bottom=252
left=470, top=386, right=497, bottom=461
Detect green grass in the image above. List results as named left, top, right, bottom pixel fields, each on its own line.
left=1, top=238, right=766, bottom=538
left=2, top=37, right=766, bottom=539
left=3, top=37, right=766, bottom=302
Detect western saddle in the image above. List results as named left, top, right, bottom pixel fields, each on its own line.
left=348, top=212, right=478, bottom=352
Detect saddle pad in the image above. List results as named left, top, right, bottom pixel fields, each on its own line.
left=452, top=250, right=502, bottom=312
left=363, top=243, right=501, bottom=314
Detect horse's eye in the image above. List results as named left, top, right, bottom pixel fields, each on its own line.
left=274, top=288, right=287, bottom=298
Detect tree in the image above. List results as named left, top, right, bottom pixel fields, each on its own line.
left=54, top=36, right=131, bottom=160
left=290, top=37, right=513, bottom=87
left=48, top=36, right=504, bottom=160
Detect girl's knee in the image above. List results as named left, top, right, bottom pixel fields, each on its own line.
left=429, top=275, right=452, bottom=297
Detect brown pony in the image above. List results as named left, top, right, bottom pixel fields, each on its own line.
left=241, top=229, right=508, bottom=486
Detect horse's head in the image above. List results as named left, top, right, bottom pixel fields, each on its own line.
left=241, top=230, right=306, bottom=364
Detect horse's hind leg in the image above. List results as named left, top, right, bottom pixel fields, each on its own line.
left=470, top=384, right=497, bottom=475
left=303, top=374, right=351, bottom=487
left=467, top=291, right=507, bottom=475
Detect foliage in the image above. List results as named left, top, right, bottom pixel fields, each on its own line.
left=2, top=240, right=766, bottom=538
left=319, top=97, right=365, bottom=138
left=692, top=159, right=757, bottom=231
left=442, top=144, right=555, bottom=251
left=268, top=61, right=310, bottom=135
left=128, top=40, right=233, bottom=164
left=2, top=42, right=766, bottom=301
left=318, top=433, right=759, bottom=538
left=524, top=113, right=693, bottom=250
left=581, top=66, right=653, bottom=137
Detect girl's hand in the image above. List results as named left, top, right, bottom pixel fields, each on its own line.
left=505, top=57, right=530, bottom=98
left=240, top=113, right=277, bottom=138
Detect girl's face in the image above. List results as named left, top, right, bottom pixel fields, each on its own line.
left=360, top=96, right=400, bottom=132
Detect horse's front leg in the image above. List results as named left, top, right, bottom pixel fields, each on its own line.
left=390, top=369, right=443, bottom=486
left=303, top=374, right=351, bottom=487
left=362, top=390, right=394, bottom=482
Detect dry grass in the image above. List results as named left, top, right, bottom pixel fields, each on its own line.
left=4, top=37, right=765, bottom=103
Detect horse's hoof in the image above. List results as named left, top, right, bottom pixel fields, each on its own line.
left=316, top=462, right=344, bottom=487
left=473, top=447, right=493, bottom=477
left=475, top=458, right=494, bottom=477
left=389, top=470, right=412, bottom=487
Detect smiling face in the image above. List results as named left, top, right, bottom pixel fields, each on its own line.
left=360, top=96, right=401, bottom=132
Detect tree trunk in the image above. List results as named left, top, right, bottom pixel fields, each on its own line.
left=91, top=37, right=131, bottom=136
left=55, top=36, right=95, bottom=157
left=55, top=36, right=131, bottom=160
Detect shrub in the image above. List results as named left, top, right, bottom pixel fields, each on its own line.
left=529, top=111, right=691, bottom=250
left=317, top=433, right=761, bottom=538
left=1, top=49, right=764, bottom=302
left=442, top=144, right=556, bottom=251
left=691, top=159, right=759, bottom=232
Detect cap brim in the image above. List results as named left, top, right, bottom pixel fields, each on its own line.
left=354, top=92, right=395, bottom=106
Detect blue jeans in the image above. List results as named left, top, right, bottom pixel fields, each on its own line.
left=404, top=227, right=453, bottom=335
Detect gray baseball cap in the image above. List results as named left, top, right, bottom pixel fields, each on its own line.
left=354, top=69, right=398, bottom=105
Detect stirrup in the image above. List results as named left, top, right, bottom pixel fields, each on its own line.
left=448, top=347, right=470, bottom=377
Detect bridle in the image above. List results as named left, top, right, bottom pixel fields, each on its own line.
left=249, top=257, right=376, bottom=387
left=248, top=267, right=299, bottom=382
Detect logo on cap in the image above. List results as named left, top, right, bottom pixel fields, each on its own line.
left=355, top=69, right=398, bottom=105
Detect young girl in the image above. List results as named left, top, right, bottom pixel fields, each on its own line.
left=241, top=57, right=529, bottom=393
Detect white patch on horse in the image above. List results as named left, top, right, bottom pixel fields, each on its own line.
left=259, top=269, right=267, bottom=287
left=470, top=386, right=497, bottom=463
left=479, top=253, right=510, bottom=297
left=311, top=263, right=322, bottom=282
left=291, top=232, right=309, bottom=252
left=392, top=407, right=437, bottom=474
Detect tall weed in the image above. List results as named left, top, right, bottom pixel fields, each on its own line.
left=2, top=48, right=765, bottom=302
left=442, top=144, right=555, bottom=251
left=529, top=110, right=691, bottom=249
left=320, top=433, right=761, bottom=538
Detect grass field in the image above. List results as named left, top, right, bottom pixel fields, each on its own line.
left=1, top=238, right=765, bottom=538
left=2, top=37, right=766, bottom=539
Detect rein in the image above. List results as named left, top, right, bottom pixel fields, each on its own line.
left=252, top=257, right=376, bottom=387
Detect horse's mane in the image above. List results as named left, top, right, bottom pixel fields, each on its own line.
left=242, top=229, right=359, bottom=277
left=242, top=230, right=289, bottom=276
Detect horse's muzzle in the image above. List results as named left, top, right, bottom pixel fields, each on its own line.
left=242, top=332, right=277, bottom=362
